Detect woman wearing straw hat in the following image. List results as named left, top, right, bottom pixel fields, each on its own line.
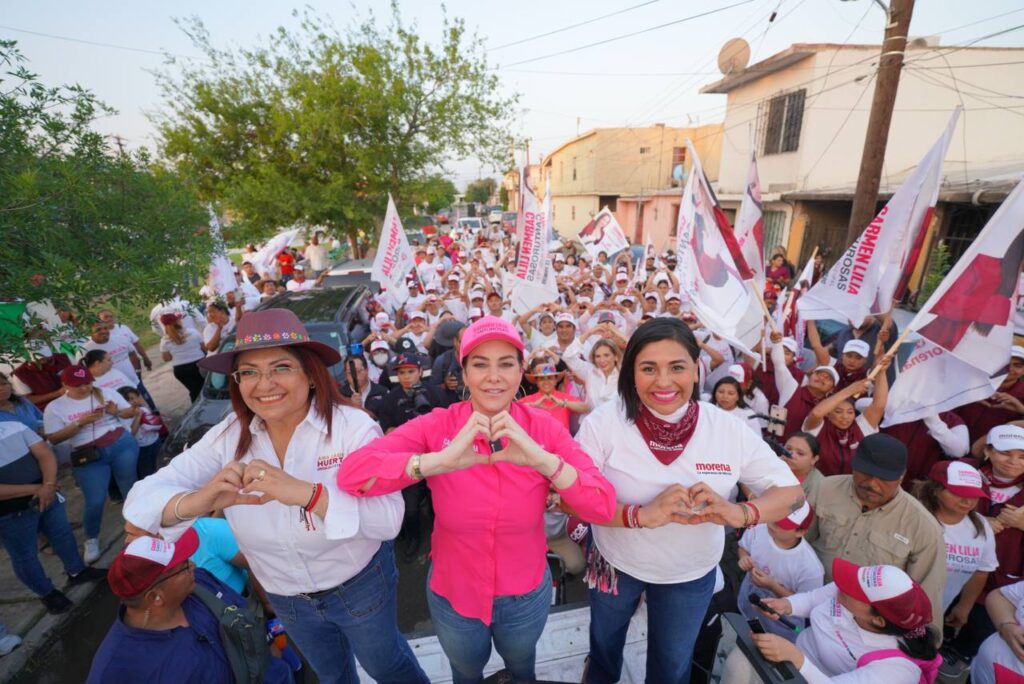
left=123, top=309, right=428, bottom=684
left=338, top=315, right=617, bottom=684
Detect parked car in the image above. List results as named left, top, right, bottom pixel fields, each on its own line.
left=321, top=257, right=376, bottom=290
left=501, top=211, right=517, bottom=232
left=456, top=217, right=483, bottom=233
left=487, top=208, right=503, bottom=224
left=158, top=285, right=372, bottom=464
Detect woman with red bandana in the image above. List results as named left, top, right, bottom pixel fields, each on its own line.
left=337, top=316, right=616, bottom=684
left=802, top=362, right=890, bottom=477
left=576, top=318, right=802, bottom=683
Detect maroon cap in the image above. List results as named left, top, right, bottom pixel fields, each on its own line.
left=832, top=558, right=932, bottom=633
left=199, top=308, right=341, bottom=374
left=159, top=312, right=183, bottom=326
left=60, top=364, right=94, bottom=388
left=108, top=529, right=199, bottom=599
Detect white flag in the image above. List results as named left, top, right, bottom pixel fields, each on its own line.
left=675, top=141, right=758, bottom=354
left=206, top=206, right=238, bottom=298
left=799, top=109, right=960, bottom=324
left=509, top=170, right=558, bottom=314
left=884, top=177, right=1024, bottom=426
left=579, top=207, right=629, bottom=261
left=371, top=195, right=416, bottom=304
left=735, top=150, right=765, bottom=289
left=251, top=227, right=300, bottom=279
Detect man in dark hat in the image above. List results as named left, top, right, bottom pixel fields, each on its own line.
left=806, top=433, right=946, bottom=633
left=429, top=320, right=467, bottom=401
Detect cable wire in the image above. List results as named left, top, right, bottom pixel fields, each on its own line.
left=488, top=0, right=666, bottom=51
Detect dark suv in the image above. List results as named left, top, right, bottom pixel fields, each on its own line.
left=159, top=285, right=372, bottom=463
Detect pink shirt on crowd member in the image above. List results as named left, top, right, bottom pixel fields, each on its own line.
left=338, top=400, right=617, bottom=624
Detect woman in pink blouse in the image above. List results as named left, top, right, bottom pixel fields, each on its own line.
left=338, top=316, right=616, bottom=684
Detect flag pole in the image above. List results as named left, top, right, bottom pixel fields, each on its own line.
left=866, top=327, right=912, bottom=381
left=751, top=282, right=779, bottom=335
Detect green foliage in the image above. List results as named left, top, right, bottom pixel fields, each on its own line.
left=499, top=184, right=509, bottom=211
left=409, top=174, right=457, bottom=214
left=917, top=240, right=952, bottom=307
left=465, top=177, right=497, bottom=204
left=154, top=7, right=518, bottom=243
left=0, top=40, right=210, bottom=358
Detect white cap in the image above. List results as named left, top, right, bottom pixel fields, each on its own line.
left=435, top=263, right=445, bottom=271
left=653, top=273, right=670, bottom=285
left=470, top=289, right=485, bottom=300
left=727, top=364, right=746, bottom=383
left=576, top=295, right=592, bottom=304
left=843, top=339, right=871, bottom=357
left=409, top=310, right=427, bottom=321
left=447, top=273, right=460, bottom=282
left=373, top=312, right=390, bottom=325
left=468, top=307, right=483, bottom=318
left=554, top=312, right=576, bottom=327
left=426, top=247, right=436, bottom=255
left=425, top=283, right=439, bottom=292
left=1012, top=345, right=1024, bottom=360
left=812, top=365, right=840, bottom=385
left=615, top=273, right=629, bottom=282
left=666, top=291, right=681, bottom=302
left=370, top=340, right=390, bottom=352
left=554, top=253, right=566, bottom=262
left=988, top=424, right=1024, bottom=451
left=781, top=337, right=799, bottom=354
left=643, top=292, right=658, bottom=301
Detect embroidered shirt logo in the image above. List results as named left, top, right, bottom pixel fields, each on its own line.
left=316, top=453, right=344, bottom=471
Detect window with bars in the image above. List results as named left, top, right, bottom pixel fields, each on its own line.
left=760, top=89, right=805, bottom=156
left=639, top=146, right=652, bottom=155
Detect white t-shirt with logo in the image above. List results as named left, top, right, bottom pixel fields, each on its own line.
left=577, top=399, right=799, bottom=583
left=738, top=523, right=825, bottom=629
left=91, top=369, right=135, bottom=394
left=43, top=388, right=131, bottom=448
left=81, top=338, right=139, bottom=385
left=941, top=515, right=999, bottom=610
left=989, top=478, right=1023, bottom=506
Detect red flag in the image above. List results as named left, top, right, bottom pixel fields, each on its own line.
left=700, top=164, right=756, bottom=280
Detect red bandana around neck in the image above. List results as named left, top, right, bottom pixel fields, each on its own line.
left=635, top=401, right=700, bottom=465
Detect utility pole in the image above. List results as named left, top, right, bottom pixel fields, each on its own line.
left=845, top=0, right=916, bottom=245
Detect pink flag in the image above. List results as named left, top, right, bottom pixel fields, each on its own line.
left=884, top=178, right=1024, bottom=426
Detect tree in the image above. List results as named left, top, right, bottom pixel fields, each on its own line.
left=154, top=7, right=519, bottom=243
left=408, top=174, right=457, bottom=214
left=0, top=41, right=210, bottom=358
left=465, top=177, right=497, bottom=204
left=499, top=184, right=509, bottom=211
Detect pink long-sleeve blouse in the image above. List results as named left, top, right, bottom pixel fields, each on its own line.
left=337, top=400, right=616, bottom=624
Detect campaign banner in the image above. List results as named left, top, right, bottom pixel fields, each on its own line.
left=371, top=194, right=416, bottom=303
left=799, top=109, right=959, bottom=323
left=735, top=150, right=765, bottom=289
left=579, top=207, right=629, bottom=261
left=514, top=168, right=550, bottom=285
left=206, top=206, right=238, bottom=298
left=884, top=177, right=1024, bottom=426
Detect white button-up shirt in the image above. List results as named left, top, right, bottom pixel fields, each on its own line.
left=123, top=404, right=404, bottom=596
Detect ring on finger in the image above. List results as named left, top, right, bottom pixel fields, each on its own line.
left=257, top=469, right=266, bottom=481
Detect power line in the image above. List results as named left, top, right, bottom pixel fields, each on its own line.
left=496, top=0, right=756, bottom=69
left=0, top=23, right=197, bottom=60
left=488, top=0, right=666, bottom=51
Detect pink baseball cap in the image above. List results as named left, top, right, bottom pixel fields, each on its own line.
left=460, top=316, right=524, bottom=363
left=928, top=460, right=989, bottom=499
left=832, top=559, right=933, bottom=633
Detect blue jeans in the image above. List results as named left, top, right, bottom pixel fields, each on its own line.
left=137, top=438, right=162, bottom=479
left=587, top=565, right=716, bottom=684
left=0, top=498, right=85, bottom=596
left=71, top=430, right=138, bottom=538
left=266, top=541, right=427, bottom=684
left=427, top=564, right=552, bottom=684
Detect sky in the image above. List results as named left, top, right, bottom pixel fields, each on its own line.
left=4, top=0, right=1024, bottom=189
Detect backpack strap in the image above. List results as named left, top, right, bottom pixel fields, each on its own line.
left=856, top=649, right=942, bottom=684
left=192, top=583, right=268, bottom=684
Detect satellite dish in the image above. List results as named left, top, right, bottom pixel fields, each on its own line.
left=717, top=38, right=751, bottom=75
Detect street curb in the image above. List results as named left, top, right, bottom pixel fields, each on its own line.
left=0, top=523, right=124, bottom=681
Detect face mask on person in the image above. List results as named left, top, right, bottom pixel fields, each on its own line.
left=372, top=352, right=389, bottom=367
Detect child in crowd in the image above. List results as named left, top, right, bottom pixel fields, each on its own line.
left=519, top=359, right=588, bottom=431
left=783, top=432, right=824, bottom=502
left=913, top=460, right=998, bottom=640
left=737, top=502, right=824, bottom=640
left=117, top=387, right=165, bottom=479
